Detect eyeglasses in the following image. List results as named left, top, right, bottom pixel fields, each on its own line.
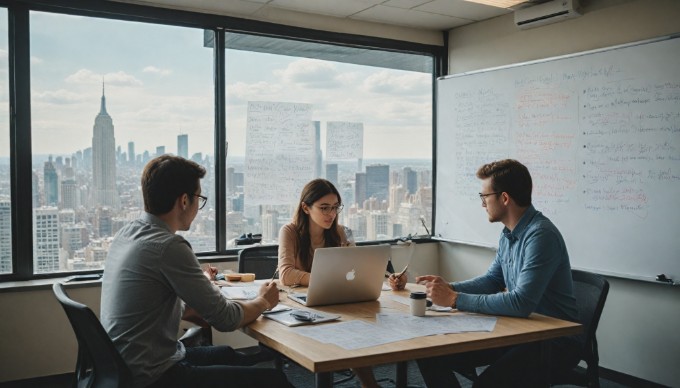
left=191, top=194, right=208, bottom=210
left=314, top=204, right=344, bottom=215
left=479, top=192, right=501, bottom=204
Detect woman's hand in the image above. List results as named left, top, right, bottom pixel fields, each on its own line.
left=388, top=272, right=407, bottom=291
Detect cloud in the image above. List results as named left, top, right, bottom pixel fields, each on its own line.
left=226, top=81, right=284, bottom=104
left=363, top=71, right=430, bottom=96
left=276, top=59, right=340, bottom=89
left=143, top=66, right=172, bottom=76
left=33, top=89, right=86, bottom=105
left=31, top=56, right=43, bottom=65
left=65, top=69, right=143, bottom=87
left=0, top=49, right=6, bottom=60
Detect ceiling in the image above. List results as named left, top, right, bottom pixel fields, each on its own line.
left=117, top=0, right=546, bottom=32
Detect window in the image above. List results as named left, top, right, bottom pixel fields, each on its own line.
left=29, top=12, right=213, bottom=273
left=0, top=8, right=9, bottom=274
left=223, top=33, right=433, bottom=245
left=1, top=2, right=440, bottom=279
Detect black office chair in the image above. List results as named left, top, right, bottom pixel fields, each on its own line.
left=552, top=269, right=610, bottom=387
left=53, top=282, right=134, bottom=388
left=454, top=269, right=610, bottom=388
left=238, top=244, right=280, bottom=279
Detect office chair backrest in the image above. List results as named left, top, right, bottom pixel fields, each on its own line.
left=53, top=282, right=134, bottom=388
left=566, top=269, right=610, bottom=387
left=571, top=269, right=609, bottom=348
left=238, top=245, right=279, bottom=280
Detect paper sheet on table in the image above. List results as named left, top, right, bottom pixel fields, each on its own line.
left=220, top=286, right=260, bottom=300
left=376, top=312, right=497, bottom=335
left=294, top=320, right=415, bottom=350
left=292, top=312, right=496, bottom=350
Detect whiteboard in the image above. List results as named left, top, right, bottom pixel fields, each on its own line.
left=435, top=35, right=680, bottom=281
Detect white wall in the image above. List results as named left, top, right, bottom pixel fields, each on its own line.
left=443, top=2, right=680, bottom=385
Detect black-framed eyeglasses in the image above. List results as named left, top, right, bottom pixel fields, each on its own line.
left=191, top=194, right=208, bottom=210
left=479, top=192, right=501, bottom=204
left=314, top=204, right=344, bottom=215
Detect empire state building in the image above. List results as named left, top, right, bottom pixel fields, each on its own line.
left=92, top=83, right=119, bottom=208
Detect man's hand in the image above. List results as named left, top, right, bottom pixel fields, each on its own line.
left=258, top=281, right=280, bottom=310
left=203, top=264, right=218, bottom=281
left=416, top=275, right=457, bottom=309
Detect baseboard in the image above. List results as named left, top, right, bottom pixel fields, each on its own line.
left=0, top=373, right=72, bottom=388
left=598, top=367, right=670, bottom=388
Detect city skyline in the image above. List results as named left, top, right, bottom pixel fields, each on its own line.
left=1, top=86, right=433, bottom=274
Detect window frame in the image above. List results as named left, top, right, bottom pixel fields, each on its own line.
left=0, top=0, right=445, bottom=281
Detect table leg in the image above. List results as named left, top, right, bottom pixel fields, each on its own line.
left=539, top=340, right=552, bottom=387
left=396, top=361, right=408, bottom=388
left=315, top=372, right=332, bottom=388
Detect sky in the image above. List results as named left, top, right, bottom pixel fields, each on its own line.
left=0, top=9, right=433, bottom=160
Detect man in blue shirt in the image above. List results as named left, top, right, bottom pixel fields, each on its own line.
left=416, top=159, right=581, bottom=387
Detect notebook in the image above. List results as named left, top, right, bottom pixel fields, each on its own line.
left=263, top=307, right=340, bottom=327
left=287, top=245, right=390, bottom=307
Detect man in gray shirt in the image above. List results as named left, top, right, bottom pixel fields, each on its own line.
left=101, top=155, right=291, bottom=387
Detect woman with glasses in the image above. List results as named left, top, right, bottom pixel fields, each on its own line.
left=278, top=178, right=394, bottom=388
left=278, top=178, right=349, bottom=287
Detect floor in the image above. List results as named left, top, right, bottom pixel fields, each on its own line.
left=0, top=359, right=644, bottom=388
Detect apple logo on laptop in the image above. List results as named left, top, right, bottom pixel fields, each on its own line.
left=346, top=269, right=356, bottom=281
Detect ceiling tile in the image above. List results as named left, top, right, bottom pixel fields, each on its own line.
left=269, top=0, right=384, bottom=18
left=414, top=0, right=511, bottom=21
left=382, top=0, right=433, bottom=9
left=352, top=4, right=471, bottom=30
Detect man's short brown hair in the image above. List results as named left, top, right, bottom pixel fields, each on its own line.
left=141, top=155, right=206, bottom=215
left=476, top=159, right=532, bottom=207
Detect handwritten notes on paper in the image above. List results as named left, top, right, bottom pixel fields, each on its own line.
left=326, top=121, right=364, bottom=160
left=436, top=36, right=680, bottom=279
left=245, top=101, right=315, bottom=204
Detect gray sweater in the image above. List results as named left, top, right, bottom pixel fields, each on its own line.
left=101, top=212, right=243, bottom=387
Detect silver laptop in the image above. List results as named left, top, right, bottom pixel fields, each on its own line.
left=287, top=245, right=390, bottom=307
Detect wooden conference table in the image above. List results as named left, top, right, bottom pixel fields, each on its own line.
left=243, top=284, right=581, bottom=388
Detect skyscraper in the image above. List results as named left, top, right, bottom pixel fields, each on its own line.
left=403, top=167, right=418, bottom=194
left=44, top=156, right=59, bottom=206
left=128, top=141, right=135, bottom=164
left=326, top=163, right=338, bottom=187
left=313, top=121, right=322, bottom=178
left=0, top=199, right=11, bottom=273
left=366, top=164, right=389, bottom=202
left=33, top=207, right=60, bottom=273
left=355, top=172, right=367, bottom=208
left=367, top=211, right=390, bottom=240
left=61, top=179, right=78, bottom=210
left=178, top=134, right=188, bottom=159
left=91, top=83, right=118, bottom=208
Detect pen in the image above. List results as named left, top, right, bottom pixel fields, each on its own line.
left=395, top=264, right=408, bottom=280
left=270, top=269, right=279, bottom=283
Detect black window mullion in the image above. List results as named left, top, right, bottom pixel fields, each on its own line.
left=213, top=28, right=227, bottom=253
left=8, top=4, right=33, bottom=279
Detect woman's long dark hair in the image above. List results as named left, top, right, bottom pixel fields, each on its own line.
left=293, top=179, right=343, bottom=271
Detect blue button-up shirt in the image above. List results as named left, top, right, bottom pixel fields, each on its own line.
left=454, top=205, right=578, bottom=323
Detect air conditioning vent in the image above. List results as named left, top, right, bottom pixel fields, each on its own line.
left=514, top=0, right=581, bottom=30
